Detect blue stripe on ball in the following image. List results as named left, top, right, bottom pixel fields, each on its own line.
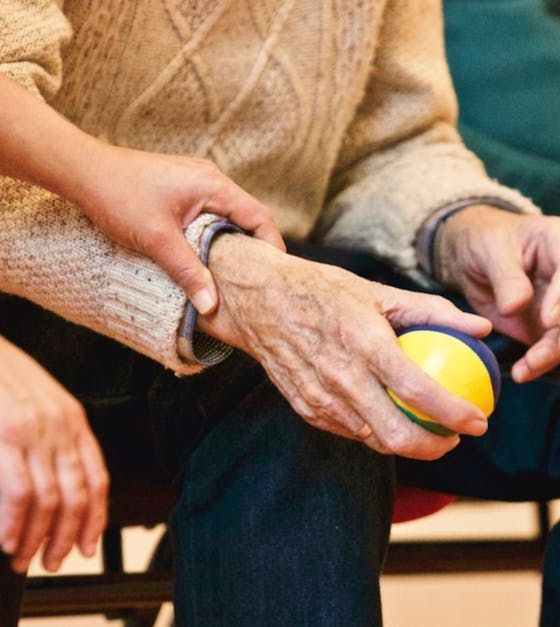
left=397, top=325, right=501, bottom=406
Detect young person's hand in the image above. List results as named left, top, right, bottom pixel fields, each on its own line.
left=0, top=74, right=285, bottom=315
left=0, top=337, right=108, bottom=573
left=76, top=146, right=285, bottom=314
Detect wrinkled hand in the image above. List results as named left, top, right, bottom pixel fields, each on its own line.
left=198, top=234, right=492, bottom=461
left=436, top=205, right=560, bottom=382
left=0, top=337, right=108, bottom=573
left=77, top=144, right=285, bottom=314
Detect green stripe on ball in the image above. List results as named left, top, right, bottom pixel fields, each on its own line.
left=396, top=404, right=454, bottom=437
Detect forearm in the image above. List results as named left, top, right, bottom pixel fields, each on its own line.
left=0, top=74, right=103, bottom=206
left=0, top=74, right=193, bottom=370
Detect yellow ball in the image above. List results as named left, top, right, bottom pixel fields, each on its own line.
left=388, top=325, right=501, bottom=435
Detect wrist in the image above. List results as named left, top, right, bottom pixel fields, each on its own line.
left=197, top=233, right=292, bottom=351
left=434, top=205, right=512, bottom=286
left=56, top=137, right=120, bottom=214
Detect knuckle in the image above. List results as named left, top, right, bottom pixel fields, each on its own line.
left=8, top=482, right=32, bottom=508
left=321, top=370, right=357, bottom=404
left=0, top=407, right=41, bottom=443
left=372, top=341, right=399, bottom=372
left=43, top=408, right=68, bottom=432
left=254, top=203, right=274, bottom=223
left=63, top=454, right=81, bottom=476
left=429, top=294, right=452, bottom=309
left=392, top=379, right=425, bottom=408
left=29, top=399, right=68, bottom=432
left=291, top=397, right=314, bottom=421
left=301, top=386, right=329, bottom=412
left=335, top=320, right=360, bottom=347
left=91, top=471, right=110, bottom=498
left=193, top=157, right=220, bottom=173
left=64, top=397, right=87, bottom=423
left=384, top=429, right=413, bottom=457
left=314, top=398, right=338, bottom=422
left=421, top=448, right=448, bottom=462
left=417, top=437, right=457, bottom=462
left=66, top=489, right=88, bottom=514
left=211, top=174, right=230, bottom=196
left=300, top=382, right=344, bottom=424
left=373, top=441, right=393, bottom=456
left=317, top=360, right=344, bottom=387
left=0, top=420, right=26, bottom=444
left=38, top=490, right=59, bottom=514
left=173, top=264, right=205, bottom=290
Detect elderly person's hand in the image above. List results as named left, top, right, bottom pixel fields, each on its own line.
left=435, top=206, right=560, bottom=382
left=198, top=234, right=492, bottom=461
left=0, top=337, right=108, bottom=574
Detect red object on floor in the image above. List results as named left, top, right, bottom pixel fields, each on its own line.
left=392, top=486, right=456, bottom=523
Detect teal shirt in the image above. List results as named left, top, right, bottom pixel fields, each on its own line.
left=444, top=0, right=560, bottom=213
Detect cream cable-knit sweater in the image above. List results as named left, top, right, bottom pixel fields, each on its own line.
left=0, top=0, right=539, bottom=374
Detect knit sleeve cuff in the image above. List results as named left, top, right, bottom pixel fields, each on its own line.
left=415, top=196, right=526, bottom=278
left=177, top=219, right=243, bottom=368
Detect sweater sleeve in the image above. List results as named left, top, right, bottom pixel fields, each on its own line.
left=0, top=178, right=225, bottom=375
left=0, top=2, right=218, bottom=375
left=0, top=1, right=72, bottom=100
left=315, top=0, right=540, bottom=282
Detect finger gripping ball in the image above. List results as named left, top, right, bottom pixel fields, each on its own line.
left=388, top=325, right=501, bottom=436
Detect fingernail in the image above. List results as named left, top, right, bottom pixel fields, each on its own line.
left=512, top=363, right=528, bottom=382
left=191, top=288, right=216, bottom=315
left=84, top=542, right=96, bottom=557
left=11, top=559, right=29, bottom=574
left=45, top=558, right=61, bottom=572
left=2, top=538, right=16, bottom=555
left=469, top=418, right=488, bottom=436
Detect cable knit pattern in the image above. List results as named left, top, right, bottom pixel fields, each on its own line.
left=0, top=0, right=541, bottom=373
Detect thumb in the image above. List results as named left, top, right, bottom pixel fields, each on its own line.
left=379, top=286, right=492, bottom=337
left=484, top=251, right=534, bottom=316
left=149, top=226, right=218, bottom=315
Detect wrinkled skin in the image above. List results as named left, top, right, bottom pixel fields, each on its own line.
left=436, top=206, right=560, bottom=382
left=199, top=234, right=492, bottom=462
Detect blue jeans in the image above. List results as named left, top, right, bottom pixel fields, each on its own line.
left=0, top=293, right=394, bottom=627
left=287, top=244, right=560, bottom=627
left=397, top=373, right=560, bottom=627
left=169, top=351, right=393, bottom=626
left=4, top=243, right=560, bottom=626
